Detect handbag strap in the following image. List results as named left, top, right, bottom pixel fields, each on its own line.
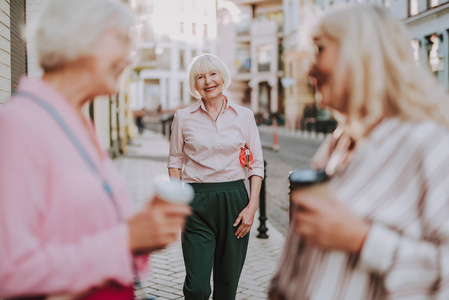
left=14, top=91, right=124, bottom=222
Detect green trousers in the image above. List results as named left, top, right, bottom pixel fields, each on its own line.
left=182, top=180, right=250, bottom=300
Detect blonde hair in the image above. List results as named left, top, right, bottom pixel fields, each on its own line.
left=188, top=54, right=231, bottom=99
left=31, top=0, right=135, bottom=72
left=311, top=4, right=449, bottom=139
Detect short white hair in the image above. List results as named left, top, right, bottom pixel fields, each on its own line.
left=188, top=54, right=231, bottom=99
left=31, top=0, right=135, bottom=71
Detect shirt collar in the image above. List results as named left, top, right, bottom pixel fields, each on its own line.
left=189, top=95, right=239, bottom=115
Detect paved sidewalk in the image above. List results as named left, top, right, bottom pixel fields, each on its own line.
left=114, top=130, right=285, bottom=300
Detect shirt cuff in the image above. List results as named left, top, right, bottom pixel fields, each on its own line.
left=247, top=168, right=264, bottom=179
left=167, top=157, right=182, bottom=169
left=359, top=222, right=400, bottom=274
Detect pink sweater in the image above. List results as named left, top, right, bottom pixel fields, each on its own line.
left=0, top=77, right=146, bottom=298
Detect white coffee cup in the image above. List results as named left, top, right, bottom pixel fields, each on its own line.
left=153, top=177, right=194, bottom=205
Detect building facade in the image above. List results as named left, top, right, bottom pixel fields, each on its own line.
left=217, top=0, right=284, bottom=118
left=280, top=0, right=449, bottom=130
left=130, top=0, right=217, bottom=112
left=403, top=0, right=449, bottom=89
left=314, top=0, right=449, bottom=89
left=1, top=0, right=27, bottom=103
left=1, top=0, right=134, bottom=157
left=282, top=0, right=316, bottom=129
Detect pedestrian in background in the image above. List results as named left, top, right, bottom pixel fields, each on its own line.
left=168, top=53, right=264, bottom=299
left=0, top=0, right=191, bottom=299
left=135, top=108, right=146, bottom=134
left=270, top=4, right=449, bottom=299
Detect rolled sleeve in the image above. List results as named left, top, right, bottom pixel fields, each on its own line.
left=167, top=111, right=184, bottom=169
left=246, top=112, right=264, bottom=179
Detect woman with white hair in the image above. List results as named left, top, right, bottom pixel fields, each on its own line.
left=168, top=53, right=264, bottom=299
left=269, top=4, right=449, bottom=300
left=0, top=0, right=191, bottom=299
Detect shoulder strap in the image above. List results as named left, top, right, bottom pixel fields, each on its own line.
left=14, top=91, right=124, bottom=221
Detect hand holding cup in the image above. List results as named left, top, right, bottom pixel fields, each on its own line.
left=128, top=178, right=193, bottom=254
left=290, top=167, right=369, bottom=253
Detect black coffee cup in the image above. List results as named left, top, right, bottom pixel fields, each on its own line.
left=288, top=167, right=331, bottom=220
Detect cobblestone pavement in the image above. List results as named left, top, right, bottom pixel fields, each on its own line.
left=114, top=130, right=285, bottom=299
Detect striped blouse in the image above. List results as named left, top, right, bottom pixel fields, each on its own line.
left=272, top=118, right=449, bottom=299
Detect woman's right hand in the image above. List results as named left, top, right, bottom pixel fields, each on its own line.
left=127, top=197, right=191, bottom=254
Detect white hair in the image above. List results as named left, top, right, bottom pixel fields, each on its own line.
left=310, top=4, right=449, bottom=139
left=31, top=0, right=135, bottom=72
left=188, top=54, right=231, bottom=99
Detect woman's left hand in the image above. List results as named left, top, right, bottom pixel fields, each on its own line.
left=292, top=190, right=370, bottom=253
left=233, top=207, right=257, bottom=239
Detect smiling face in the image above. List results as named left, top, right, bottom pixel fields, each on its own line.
left=194, top=70, right=224, bottom=102
left=308, top=29, right=348, bottom=114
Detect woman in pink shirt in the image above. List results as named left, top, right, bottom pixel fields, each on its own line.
left=168, top=54, right=264, bottom=299
left=0, top=0, right=190, bottom=299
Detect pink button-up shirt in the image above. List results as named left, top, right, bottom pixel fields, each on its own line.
left=0, top=77, right=146, bottom=298
left=168, top=98, right=264, bottom=183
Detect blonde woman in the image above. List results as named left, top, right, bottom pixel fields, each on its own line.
left=168, top=54, right=264, bottom=299
left=270, top=4, right=449, bottom=300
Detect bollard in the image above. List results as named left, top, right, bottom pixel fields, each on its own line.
left=257, top=160, right=269, bottom=239
left=161, top=114, right=174, bottom=139
left=168, top=114, right=174, bottom=140
left=161, top=118, right=166, bottom=136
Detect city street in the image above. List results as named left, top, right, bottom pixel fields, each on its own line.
left=258, top=128, right=324, bottom=234
left=113, top=127, right=324, bottom=299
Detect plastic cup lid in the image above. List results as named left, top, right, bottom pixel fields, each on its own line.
left=154, top=178, right=194, bottom=204
left=288, top=167, right=329, bottom=184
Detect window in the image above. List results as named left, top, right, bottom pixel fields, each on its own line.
left=409, top=0, right=418, bottom=16
left=235, top=6, right=251, bottom=36
left=257, top=44, right=273, bottom=72
left=179, top=50, right=185, bottom=70
left=411, top=39, right=420, bottom=65
left=429, top=0, right=439, bottom=7
left=427, top=0, right=449, bottom=9
left=268, top=11, right=283, bottom=32
left=236, top=48, right=251, bottom=73
left=192, top=23, right=196, bottom=35
left=180, top=82, right=184, bottom=103
left=426, top=34, right=443, bottom=74
left=156, top=48, right=170, bottom=70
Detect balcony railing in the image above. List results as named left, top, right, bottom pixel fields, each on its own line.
left=258, top=63, right=270, bottom=72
